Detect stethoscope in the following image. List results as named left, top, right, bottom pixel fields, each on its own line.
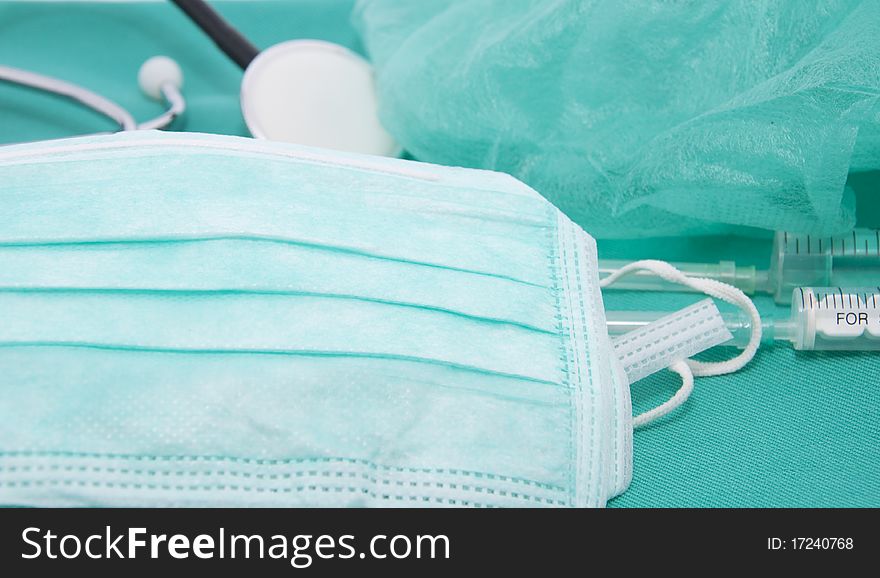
left=0, top=0, right=397, bottom=156
left=0, top=56, right=186, bottom=134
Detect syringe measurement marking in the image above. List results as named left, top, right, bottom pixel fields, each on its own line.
left=796, top=230, right=880, bottom=255
left=814, top=288, right=880, bottom=327
left=804, top=286, right=880, bottom=347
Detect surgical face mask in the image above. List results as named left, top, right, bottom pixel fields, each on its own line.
left=0, top=131, right=758, bottom=507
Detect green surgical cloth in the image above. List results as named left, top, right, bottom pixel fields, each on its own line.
left=353, top=0, right=880, bottom=238
left=0, top=0, right=877, bottom=506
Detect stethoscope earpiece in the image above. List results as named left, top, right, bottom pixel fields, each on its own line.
left=138, top=56, right=184, bottom=101
left=0, top=56, right=186, bottom=136
left=2, top=0, right=395, bottom=154
left=135, top=56, right=186, bottom=131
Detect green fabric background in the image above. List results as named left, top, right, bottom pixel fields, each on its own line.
left=1, top=0, right=877, bottom=506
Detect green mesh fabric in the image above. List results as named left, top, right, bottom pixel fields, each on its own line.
left=353, top=0, right=880, bottom=238
left=1, top=0, right=877, bottom=506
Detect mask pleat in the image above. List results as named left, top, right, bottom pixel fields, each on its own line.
left=0, top=240, right=557, bottom=333
left=0, top=347, right=573, bottom=496
left=1, top=153, right=553, bottom=285
left=0, top=132, right=630, bottom=508
left=0, top=292, right=563, bottom=384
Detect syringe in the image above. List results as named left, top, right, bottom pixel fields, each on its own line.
left=599, top=228, right=880, bottom=304
left=766, top=230, right=880, bottom=303
left=605, top=287, right=880, bottom=351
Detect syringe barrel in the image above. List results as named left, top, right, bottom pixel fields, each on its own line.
left=788, top=287, right=880, bottom=351
left=599, top=260, right=757, bottom=294
left=604, top=309, right=768, bottom=349
left=769, top=229, right=880, bottom=304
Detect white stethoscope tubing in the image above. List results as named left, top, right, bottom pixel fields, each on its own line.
left=138, top=83, right=186, bottom=131
left=0, top=64, right=137, bottom=131
left=0, top=59, right=185, bottom=134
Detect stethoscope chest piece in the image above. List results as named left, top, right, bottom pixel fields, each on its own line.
left=241, top=40, right=399, bottom=157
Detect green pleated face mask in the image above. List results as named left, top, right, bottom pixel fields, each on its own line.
left=0, top=132, right=756, bottom=507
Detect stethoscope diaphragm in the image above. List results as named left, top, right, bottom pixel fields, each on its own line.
left=241, top=40, right=399, bottom=157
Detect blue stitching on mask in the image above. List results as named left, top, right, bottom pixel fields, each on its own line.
left=559, top=217, right=587, bottom=506
left=545, top=204, right=576, bottom=507
left=0, top=465, right=567, bottom=504
left=0, top=452, right=565, bottom=492
left=0, top=479, right=567, bottom=507
left=552, top=214, right=578, bottom=507
left=569, top=220, right=597, bottom=506
left=577, top=227, right=610, bottom=506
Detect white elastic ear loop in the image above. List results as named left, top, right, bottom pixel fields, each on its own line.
left=632, top=360, right=693, bottom=429
left=601, top=259, right=762, bottom=428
